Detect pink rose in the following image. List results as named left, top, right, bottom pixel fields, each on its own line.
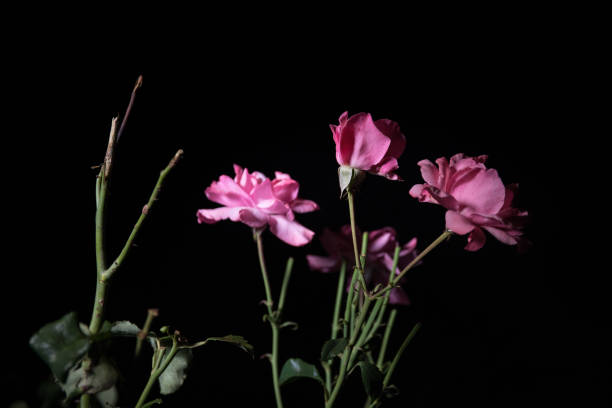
left=307, top=226, right=418, bottom=305
left=197, top=164, right=319, bottom=246
left=331, top=112, right=406, bottom=192
left=409, top=154, right=528, bottom=251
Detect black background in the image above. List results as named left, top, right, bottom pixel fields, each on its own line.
left=4, top=28, right=608, bottom=407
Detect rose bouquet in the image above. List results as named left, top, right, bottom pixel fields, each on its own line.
left=29, top=82, right=527, bottom=407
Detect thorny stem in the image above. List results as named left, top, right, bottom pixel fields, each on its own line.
left=347, top=190, right=369, bottom=294
left=81, top=77, right=180, bottom=408
left=103, top=149, right=184, bottom=281
left=88, top=118, right=117, bottom=334
left=324, top=261, right=347, bottom=394
left=376, top=309, right=397, bottom=369
left=343, top=270, right=358, bottom=339
left=326, top=296, right=372, bottom=408
left=369, top=323, right=421, bottom=408
left=383, top=322, right=421, bottom=387
left=278, top=257, right=294, bottom=317
left=332, top=261, right=347, bottom=340
left=116, top=75, right=143, bottom=142
left=255, top=232, right=284, bottom=408
left=134, top=335, right=179, bottom=408
left=392, top=230, right=452, bottom=286
left=365, top=246, right=401, bottom=345
left=136, top=309, right=159, bottom=358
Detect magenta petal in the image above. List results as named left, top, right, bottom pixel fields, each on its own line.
left=450, top=168, right=505, bottom=215
left=251, top=179, right=289, bottom=214
left=424, top=186, right=460, bottom=210
left=272, top=177, right=300, bottom=203
left=342, top=113, right=391, bottom=169
left=409, top=184, right=425, bottom=198
left=196, top=207, right=243, bottom=224
left=483, top=226, right=518, bottom=245
left=374, top=118, right=406, bottom=160
left=268, top=215, right=315, bottom=247
left=402, top=237, right=418, bottom=253
left=465, top=227, right=486, bottom=251
left=376, top=157, right=400, bottom=178
left=445, top=210, right=475, bottom=235
left=389, top=287, right=411, bottom=306
left=416, top=159, right=439, bottom=186
left=238, top=208, right=269, bottom=228
left=368, top=227, right=397, bottom=253
left=205, top=175, right=253, bottom=207
left=274, top=171, right=291, bottom=180
left=306, top=255, right=341, bottom=273
left=291, top=199, right=319, bottom=213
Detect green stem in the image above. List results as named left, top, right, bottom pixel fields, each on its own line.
left=136, top=309, right=159, bottom=357
left=256, top=231, right=274, bottom=315
left=332, top=261, right=347, bottom=340
left=368, top=322, right=421, bottom=408
left=365, top=246, right=400, bottom=344
left=88, top=118, right=116, bottom=335
left=271, top=324, right=282, bottom=408
left=347, top=190, right=368, bottom=293
left=103, top=149, right=184, bottom=281
left=79, top=394, right=90, bottom=408
left=347, top=297, right=383, bottom=370
left=343, top=270, right=358, bottom=339
left=382, top=322, right=421, bottom=387
left=376, top=309, right=397, bottom=369
left=392, top=230, right=452, bottom=286
left=325, top=261, right=347, bottom=394
left=323, top=361, right=332, bottom=395
left=277, top=257, right=294, bottom=316
left=134, top=336, right=179, bottom=408
left=255, top=232, right=284, bottom=408
left=326, top=297, right=372, bottom=408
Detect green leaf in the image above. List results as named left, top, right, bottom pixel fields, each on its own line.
left=279, top=358, right=324, bottom=387
left=29, top=312, right=91, bottom=381
left=184, top=335, right=254, bottom=359
left=95, top=385, right=119, bottom=407
left=60, top=357, right=118, bottom=397
left=159, top=349, right=193, bottom=395
left=357, top=361, right=383, bottom=399
left=320, top=338, right=348, bottom=361
left=109, top=320, right=141, bottom=336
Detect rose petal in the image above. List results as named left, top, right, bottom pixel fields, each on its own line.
left=306, top=255, right=341, bottom=273
left=268, top=215, right=315, bottom=247
left=374, top=118, right=406, bottom=160
left=251, top=179, right=290, bottom=214
left=483, top=226, right=518, bottom=246
left=389, top=287, right=411, bottom=306
left=445, top=210, right=475, bottom=235
left=238, top=208, right=269, bottom=228
left=376, top=157, right=400, bottom=179
left=291, top=199, right=319, bottom=213
left=416, top=159, right=440, bottom=186
left=465, top=227, right=486, bottom=251
left=196, top=207, right=244, bottom=224
left=272, top=177, right=300, bottom=203
left=368, top=227, right=397, bottom=253
left=205, top=175, right=254, bottom=207
left=450, top=168, right=505, bottom=215
left=340, top=113, right=391, bottom=169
